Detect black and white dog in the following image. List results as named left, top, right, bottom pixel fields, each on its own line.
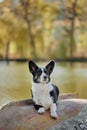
left=28, top=60, right=59, bottom=119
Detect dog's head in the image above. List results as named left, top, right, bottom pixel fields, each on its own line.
left=28, top=60, right=55, bottom=84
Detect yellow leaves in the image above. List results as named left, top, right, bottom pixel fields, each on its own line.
left=9, top=41, right=16, bottom=54
left=70, top=0, right=75, bottom=4
left=75, top=0, right=87, bottom=15
left=0, top=26, right=7, bottom=43
left=77, top=0, right=86, bottom=7
left=63, top=0, right=87, bottom=16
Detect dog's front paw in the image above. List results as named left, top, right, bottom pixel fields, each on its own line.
left=38, top=107, right=45, bottom=114
left=51, top=110, right=58, bottom=119
left=50, top=103, right=58, bottom=119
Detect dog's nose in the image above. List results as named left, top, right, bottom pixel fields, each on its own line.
left=44, top=76, right=47, bottom=80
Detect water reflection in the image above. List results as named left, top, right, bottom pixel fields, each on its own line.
left=0, top=61, right=87, bottom=106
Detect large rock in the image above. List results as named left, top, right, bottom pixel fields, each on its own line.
left=0, top=94, right=87, bottom=130
left=50, top=105, right=87, bottom=130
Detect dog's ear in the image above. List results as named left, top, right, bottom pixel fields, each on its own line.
left=28, top=60, right=38, bottom=75
left=45, top=60, right=55, bottom=75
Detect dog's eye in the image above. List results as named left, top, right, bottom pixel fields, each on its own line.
left=38, top=72, right=41, bottom=75
left=44, top=70, right=48, bottom=74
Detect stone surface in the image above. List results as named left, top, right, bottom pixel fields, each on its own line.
left=0, top=94, right=87, bottom=130
left=49, top=105, right=87, bottom=130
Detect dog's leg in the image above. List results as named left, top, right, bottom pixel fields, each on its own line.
left=31, top=91, right=45, bottom=114
left=38, top=107, right=45, bottom=114
left=50, top=89, right=58, bottom=119
left=34, top=104, right=45, bottom=114
left=50, top=103, right=58, bottom=119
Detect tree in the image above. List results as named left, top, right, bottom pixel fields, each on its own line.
left=57, top=0, right=87, bottom=59
left=0, top=1, right=14, bottom=60
left=11, top=0, right=39, bottom=58
left=12, top=0, right=56, bottom=59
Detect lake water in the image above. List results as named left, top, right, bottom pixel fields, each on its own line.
left=0, top=61, right=87, bottom=106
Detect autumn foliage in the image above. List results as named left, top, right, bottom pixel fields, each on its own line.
left=0, top=0, right=87, bottom=60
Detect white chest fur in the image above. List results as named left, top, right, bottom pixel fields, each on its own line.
left=32, top=81, right=53, bottom=109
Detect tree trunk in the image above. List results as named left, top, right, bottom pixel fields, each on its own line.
left=20, top=0, right=36, bottom=59
left=70, top=18, right=75, bottom=60
left=5, top=40, right=10, bottom=63
left=69, top=0, right=77, bottom=60
left=27, top=21, right=36, bottom=58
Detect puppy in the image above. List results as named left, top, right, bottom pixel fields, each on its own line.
left=28, top=60, right=59, bottom=119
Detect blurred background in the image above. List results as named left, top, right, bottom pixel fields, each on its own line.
left=0, top=0, right=87, bottom=106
